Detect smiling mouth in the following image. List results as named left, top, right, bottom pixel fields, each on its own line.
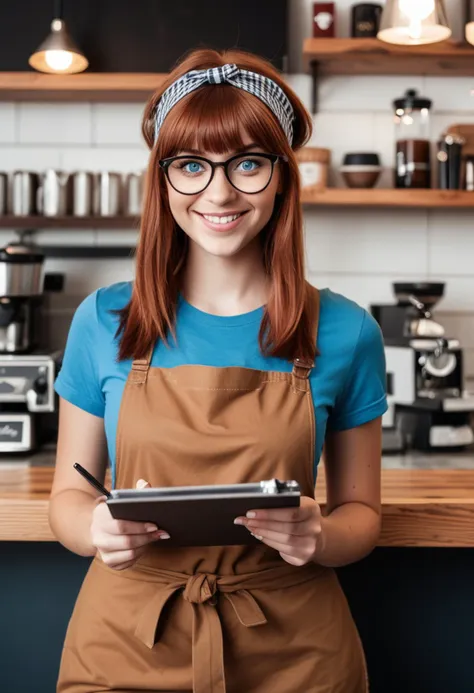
left=195, top=211, right=249, bottom=225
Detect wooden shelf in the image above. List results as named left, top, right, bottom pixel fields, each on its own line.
left=303, top=38, right=474, bottom=76
left=0, top=216, right=140, bottom=229
left=2, top=192, right=474, bottom=229
left=301, top=188, right=474, bottom=208
left=0, top=72, right=168, bottom=102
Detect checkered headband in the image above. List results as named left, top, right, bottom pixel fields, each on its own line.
left=154, top=63, right=295, bottom=145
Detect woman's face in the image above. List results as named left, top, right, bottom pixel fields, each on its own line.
left=164, top=133, right=281, bottom=259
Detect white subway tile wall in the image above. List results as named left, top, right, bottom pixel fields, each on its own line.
left=0, top=0, right=473, bottom=372
left=17, top=103, right=92, bottom=145
left=0, top=104, right=16, bottom=143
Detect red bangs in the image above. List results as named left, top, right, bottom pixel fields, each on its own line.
left=156, top=85, right=288, bottom=158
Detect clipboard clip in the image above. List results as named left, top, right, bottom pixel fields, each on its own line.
left=260, top=479, right=300, bottom=494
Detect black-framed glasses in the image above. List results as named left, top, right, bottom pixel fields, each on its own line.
left=159, top=152, right=287, bottom=195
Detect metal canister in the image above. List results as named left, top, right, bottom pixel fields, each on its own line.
left=93, top=172, right=123, bottom=216
left=37, top=170, right=72, bottom=217
left=10, top=172, right=39, bottom=216
left=124, top=171, right=145, bottom=216
left=72, top=171, right=94, bottom=217
left=0, top=173, right=7, bottom=216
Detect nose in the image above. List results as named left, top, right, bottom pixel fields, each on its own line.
left=202, top=165, right=238, bottom=205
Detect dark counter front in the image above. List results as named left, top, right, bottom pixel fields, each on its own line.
left=1, top=458, right=474, bottom=693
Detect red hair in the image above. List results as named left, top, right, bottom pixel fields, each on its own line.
left=116, top=48, right=316, bottom=362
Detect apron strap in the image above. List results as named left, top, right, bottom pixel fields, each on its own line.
left=292, top=284, right=320, bottom=390
left=131, top=344, right=155, bottom=384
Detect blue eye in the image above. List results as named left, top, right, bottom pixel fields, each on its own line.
left=183, top=162, right=203, bottom=174
left=238, top=159, right=259, bottom=172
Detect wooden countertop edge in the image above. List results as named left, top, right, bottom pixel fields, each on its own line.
left=2, top=498, right=474, bottom=546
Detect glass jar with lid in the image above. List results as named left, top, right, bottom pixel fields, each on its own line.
left=393, top=89, right=432, bottom=188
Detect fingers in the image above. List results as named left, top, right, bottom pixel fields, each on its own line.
left=107, top=518, right=160, bottom=535
left=239, top=499, right=316, bottom=524
left=136, top=479, right=151, bottom=489
left=247, top=526, right=309, bottom=551
left=92, top=477, right=173, bottom=571
left=249, top=532, right=317, bottom=567
left=243, top=518, right=312, bottom=536
left=95, top=529, right=167, bottom=552
left=100, top=543, right=150, bottom=570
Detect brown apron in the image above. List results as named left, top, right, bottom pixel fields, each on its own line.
left=57, top=284, right=368, bottom=693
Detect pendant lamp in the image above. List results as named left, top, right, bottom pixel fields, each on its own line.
left=465, top=0, right=474, bottom=46
left=377, top=0, right=452, bottom=45
left=29, top=0, right=88, bottom=74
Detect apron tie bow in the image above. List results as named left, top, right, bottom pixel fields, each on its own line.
left=129, top=563, right=322, bottom=693
left=183, top=572, right=218, bottom=605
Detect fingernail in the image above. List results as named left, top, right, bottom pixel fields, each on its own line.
left=246, top=511, right=256, bottom=519
left=145, top=524, right=158, bottom=532
left=159, top=533, right=170, bottom=540
left=251, top=533, right=263, bottom=541
left=234, top=518, right=244, bottom=525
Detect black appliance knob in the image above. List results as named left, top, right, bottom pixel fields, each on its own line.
left=33, top=376, right=48, bottom=395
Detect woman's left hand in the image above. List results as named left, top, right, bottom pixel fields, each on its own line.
left=234, top=496, right=324, bottom=566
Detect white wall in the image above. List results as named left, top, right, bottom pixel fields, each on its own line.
left=1, top=0, right=473, bottom=373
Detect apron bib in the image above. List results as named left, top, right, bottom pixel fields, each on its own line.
left=57, top=284, right=368, bottom=693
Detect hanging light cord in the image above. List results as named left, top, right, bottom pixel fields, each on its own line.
left=54, top=0, right=64, bottom=20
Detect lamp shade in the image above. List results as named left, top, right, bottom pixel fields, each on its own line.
left=466, top=21, right=474, bottom=46
left=377, top=0, right=452, bottom=45
left=28, top=19, right=88, bottom=74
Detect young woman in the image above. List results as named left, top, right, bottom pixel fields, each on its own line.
left=50, top=47, right=387, bottom=693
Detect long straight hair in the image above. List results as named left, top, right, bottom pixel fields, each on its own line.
left=116, top=48, right=316, bottom=362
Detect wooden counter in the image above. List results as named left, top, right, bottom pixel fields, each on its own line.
left=1, top=464, right=474, bottom=546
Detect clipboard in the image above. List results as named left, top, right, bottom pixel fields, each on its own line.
left=106, top=478, right=301, bottom=547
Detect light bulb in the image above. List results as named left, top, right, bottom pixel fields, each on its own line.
left=399, top=0, right=435, bottom=21
left=45, top=50, right=73, bottom=72
left=399, top=0, right=436, bottom=41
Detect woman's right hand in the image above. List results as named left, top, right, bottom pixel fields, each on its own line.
left=90, top=478, right=170, bottom=570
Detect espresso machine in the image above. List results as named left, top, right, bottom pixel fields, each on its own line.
left=0, top=242, right=62, bottom=453
left=371, top=282, right=474, bottom=453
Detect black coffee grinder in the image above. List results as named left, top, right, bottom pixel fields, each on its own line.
left=371, top=282, right=474, bottom=452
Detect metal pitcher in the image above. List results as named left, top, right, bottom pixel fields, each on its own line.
left=93, top=172, right=122, bottom=216
left=37, top=170, right=72, bottom=217
left=0, top=173, right=7, bottom=216
left=10, top=171, right=39, bottom=216
left=72, top=171, right=94, bottom=217
left=124, top=171, right=146, bottom=216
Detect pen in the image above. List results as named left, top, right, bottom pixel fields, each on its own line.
left=73, top=462, right=111, bottom=499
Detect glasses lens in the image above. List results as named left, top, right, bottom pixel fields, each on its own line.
left=228, top=155, right=273, bottom=193
left=166, top=158, right=212, bottom=194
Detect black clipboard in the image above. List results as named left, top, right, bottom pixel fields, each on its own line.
left=106, top=479, right=301, bottom=547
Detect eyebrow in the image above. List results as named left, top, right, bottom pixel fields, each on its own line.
left=180, top=143, right=261, bottom=156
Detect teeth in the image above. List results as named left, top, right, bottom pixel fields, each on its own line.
left=202, top=213, right=241, bottom=224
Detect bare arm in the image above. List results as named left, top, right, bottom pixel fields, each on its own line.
left=314, top=417, right=382, bottom=567
left=49, top=397, right=169, bottom=565
left=48, top=398, right=109, bottom=557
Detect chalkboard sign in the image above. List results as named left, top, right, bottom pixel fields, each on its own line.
left=0, top=0, right=288, bottom=72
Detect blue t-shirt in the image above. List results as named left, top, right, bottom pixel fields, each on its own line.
left=54, top=282, right=388, bottom=487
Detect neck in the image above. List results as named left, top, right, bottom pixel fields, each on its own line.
left=181, top=239, right=269, bottom=316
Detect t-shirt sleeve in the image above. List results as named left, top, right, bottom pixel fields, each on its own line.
left=54, top=291, right=105, bottom=418
left=328, top=310, right=388, bottom=432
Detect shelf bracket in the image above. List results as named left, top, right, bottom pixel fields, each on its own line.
left=310, top=60, right=320, bottom=115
